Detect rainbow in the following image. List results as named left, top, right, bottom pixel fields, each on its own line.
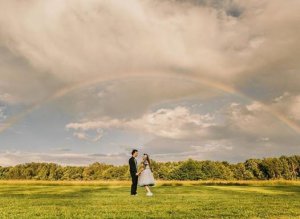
left=1, top=72, right=299, bottom=135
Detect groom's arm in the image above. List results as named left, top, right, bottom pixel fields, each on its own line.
left=129, top=158, right=136, bottom=175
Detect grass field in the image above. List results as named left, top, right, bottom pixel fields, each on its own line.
left=0, top=180, right=299, bottom=219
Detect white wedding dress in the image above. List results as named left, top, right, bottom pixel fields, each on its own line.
left=138, top=161, right=155, bottom=186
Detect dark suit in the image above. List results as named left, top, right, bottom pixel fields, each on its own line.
left=129, top=156, right=138, bottom=195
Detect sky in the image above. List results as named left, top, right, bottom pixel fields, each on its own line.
left=0, top=0, right=299, bottom=166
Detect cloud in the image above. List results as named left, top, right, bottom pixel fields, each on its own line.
left=0, top=93, right=17, bottom=105
left=139, top=99, right=300, bottom=162
left=272, top=92, right=300, bottom=121
left=191, top=141, right=233, bottom=153
left=0, top=0, right=299, bottom=120
left=50, top=147, right=72, bottom=152
left=0, top=105, right=7, bottom=121
left=65, top=100, right=300, bottom=163
left=55, top=76, right=219, bottom=119
left=66, top=106, right=215, bottom=140
left=219, top=100, right=300, bottom=141
left=0, top=0, right=299, bottom=164
left=0, top=46, right=66, bottom=105
left=73, top=129, right=103, bottom=142
left=290, top=96, right=300, bottom=121
left=1, top=0, right=298, bottom=101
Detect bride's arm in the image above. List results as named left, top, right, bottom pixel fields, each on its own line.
left=136, top=164, right=145, bottom=175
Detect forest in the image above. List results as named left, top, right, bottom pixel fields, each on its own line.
left=0, top=155, right=299, bottom=181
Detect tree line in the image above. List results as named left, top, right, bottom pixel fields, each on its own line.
left=0, top=155, right=299, bottom=181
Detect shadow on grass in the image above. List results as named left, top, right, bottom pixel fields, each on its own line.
left=204, top=184, right=300, bottom=196
left=261, top=185, right=300, bottom=194
left=160, top=183, right=184, bottom=186
left=0, top=185, right=116, bottom=200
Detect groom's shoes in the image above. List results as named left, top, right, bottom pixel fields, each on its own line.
left=131, top=194, right=138, bottom=196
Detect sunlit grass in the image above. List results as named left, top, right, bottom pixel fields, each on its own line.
left=0, top=180, right=299, bottom=218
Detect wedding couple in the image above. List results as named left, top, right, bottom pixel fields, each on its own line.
left=129, top=149, right=155, bottom=196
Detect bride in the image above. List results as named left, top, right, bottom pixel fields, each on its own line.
left=137, top=153, right=155, bottom=196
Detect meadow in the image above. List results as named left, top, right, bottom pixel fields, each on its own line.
left=0, top=180, right=299, bottom=219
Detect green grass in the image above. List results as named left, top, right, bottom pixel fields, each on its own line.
left=0, top=180, right=299, bottom=218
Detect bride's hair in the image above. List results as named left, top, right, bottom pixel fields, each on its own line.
left=143, top=153, right=151, bottom=169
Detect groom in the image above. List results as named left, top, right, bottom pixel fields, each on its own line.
left=129, top=149, right=139, bottom=196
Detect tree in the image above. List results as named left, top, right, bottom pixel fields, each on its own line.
left=200, top=161, right=233, bottom=180
left=231, top=163, right=254, bottom=180
left=169, top=159, right=205, bottom=180
left=61, top=166, right=83, bottom=180
left=244, top=159, right=264, bottom=179
left=102, top=165, right=129, bottom=180
left=0, top=155, right=298, bottom=181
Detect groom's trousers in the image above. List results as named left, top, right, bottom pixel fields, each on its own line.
left=131, top=174, right=138, bottom=195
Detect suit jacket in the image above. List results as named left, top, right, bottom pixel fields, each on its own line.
left=129, top=157, right=137, bottom=176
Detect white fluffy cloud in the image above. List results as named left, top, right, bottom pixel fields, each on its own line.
left=66, top=106, right=215, bottom=140
left=73, top=129, right=103, bottom=142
